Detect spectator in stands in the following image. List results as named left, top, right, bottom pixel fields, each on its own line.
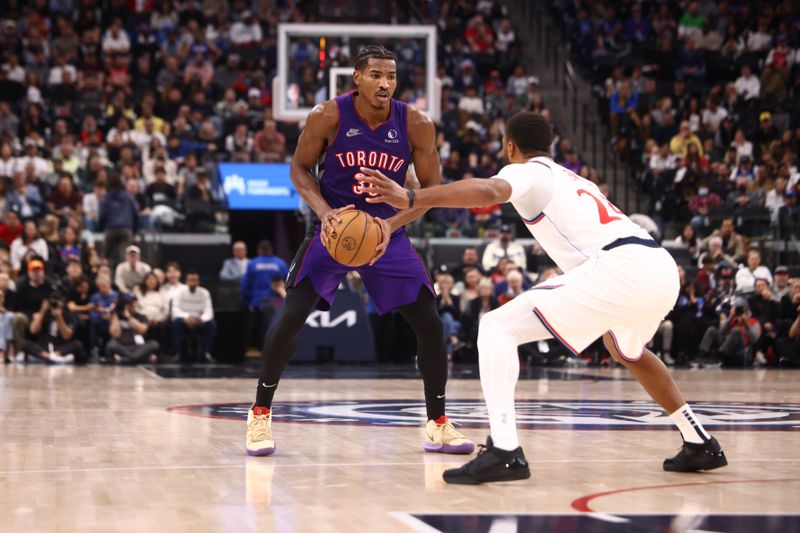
left=453, top=247, right=483, bottom=282
left=670, top=120, right=703, bottom=156
left=145, top=167, right=179, bottom=228
left=171, top=270, right=216, bottom=363
left=160, top=261, right=185, bottom=310
left=435, top=272, right=461, bottom=357
left=497, top=269, right=524, bottom=306
left=692, top=255, right=719, bottom=296
left=701, top=218, right=746, bottom=264
left=241, top=240, right=288, bottom=351
left=461, top=277, right=499, bottom=359
left=22, top=292, right=86, bottom=364
left=99, top=173, right=139, bottom=266
left=698, top=297, right=761, bottom=367
left=0, top=210, right=22, bottom=247
left=735, top=250, right=773, bottom=295
left=726, top=175, right=760, bottom=209
left=114, top=245, right=151, bottom=293
left=138, top=272, right=168, bottom=342
left=12, top=258, right=53, bottom=355
left=219, top=241, right=249, bottom=281
left=673, top=223, right=701, bottom=260
left=7, top=172, right=44, bottom=220
left=688, top=184, right=721, bottom=233
left=253, top=119, right=286, bottom=162
left=106, top=292, right=160, bottom=365
left=773, top=266, right=791, bottom=300
left=183, top=172, right=218, bottom=232
left=65, top=273, right=91, bottom=350
left=89, top=275, right=118, bottom=356
left=47, top=174, right=83, bottom=219
left=749, top=278, right=781, bottom=366
left=765, top=177, right=787, bottom=223
left=10, top=220, right=48, bottom=274
left=482, top=224, right=526, bottom=272
left=82, top=180, right=107, bottom=232
left=458, top=266, right=482, bottom=315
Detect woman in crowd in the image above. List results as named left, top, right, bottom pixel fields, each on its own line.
left=138, top=272, right=168, bottom=349
left=9, top=219, right=48, bottom=273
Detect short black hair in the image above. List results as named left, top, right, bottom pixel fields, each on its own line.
left=506, top=111, right=553, bottom=156
left=257, top=239, right=273, bottom=255
left=355, top=45, right=396, bottom=71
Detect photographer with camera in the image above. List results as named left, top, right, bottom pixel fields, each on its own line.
left=698, top=297, right=762, bottom=367
left=21, top=292, right=86, bottom=364
left=105, top=293, right=160, bottom=365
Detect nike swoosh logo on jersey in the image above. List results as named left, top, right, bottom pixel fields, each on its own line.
left=345, top=128, right=362, bottom=137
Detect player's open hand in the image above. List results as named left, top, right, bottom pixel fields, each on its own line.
left=357, top=167, right=410, bottom=209
left=370, top=216, right=391, bottom=265
left=320, top=204, right=355, bottom=248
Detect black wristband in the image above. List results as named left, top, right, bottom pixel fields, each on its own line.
left=407, top=188, right=415, bottom=208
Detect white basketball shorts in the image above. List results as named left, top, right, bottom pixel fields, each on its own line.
left=528, top=244, right=680, bottom=361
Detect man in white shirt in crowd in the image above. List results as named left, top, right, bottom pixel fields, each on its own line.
left=734, top=65, right=760, bottom=101
left=219, top=241, right=249, bottom=281
left=735, top=250, right=773, bottom=294
left=114, top=245, right=152, bottom=293
left=171, top=270, right=216, bottom=362
left=482, top=224, right=527, bottom=272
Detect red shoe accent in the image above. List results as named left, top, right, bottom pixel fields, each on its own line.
left=253, top=406, right=270, bottom=416
left=434, top=416, right=448, bottom=426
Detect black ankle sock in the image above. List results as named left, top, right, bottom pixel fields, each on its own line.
left=255, top=379, right=278, bottom=407
left=425, top=391, right=445, bottom=420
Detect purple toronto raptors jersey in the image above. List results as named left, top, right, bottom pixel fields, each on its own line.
left=320, top=92, right=411, bottom=225
left=287, top=92, right=433, bottom=315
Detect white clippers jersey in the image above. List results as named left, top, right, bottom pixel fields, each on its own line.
left=493, top=156, right=651, bottom=272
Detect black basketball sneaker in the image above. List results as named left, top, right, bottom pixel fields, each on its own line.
left=663, top=436, right=728, bottom=472
left=443, top=436, right=531, bottom=484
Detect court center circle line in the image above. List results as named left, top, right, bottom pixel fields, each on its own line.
left=571, top=477, right=800, bottom=513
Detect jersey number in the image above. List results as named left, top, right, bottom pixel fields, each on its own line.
left=353, top=174, right=378, bottom=197
left=576, top=189, right=624, bottom=225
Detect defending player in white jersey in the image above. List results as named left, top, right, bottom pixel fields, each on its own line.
left=358, top=111, right=727, bottom=485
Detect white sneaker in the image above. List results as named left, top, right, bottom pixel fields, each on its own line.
left=50, top=353, right=75, bottom=364
left=754, top=351, right=767, bottom=366
left=246, top=406, right=276, bottom=456
left=663, top=352, right=676, bottom=365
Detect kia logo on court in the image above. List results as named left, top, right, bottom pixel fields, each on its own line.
left=304, top=310, right=357, bottom=328
left=168, top=400, right=800, bottom=431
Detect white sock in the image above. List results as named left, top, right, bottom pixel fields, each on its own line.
left=669, top=404, right=711, bottom=444
left=477, top=297, right=554, bottom=452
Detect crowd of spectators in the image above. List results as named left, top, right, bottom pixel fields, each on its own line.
left=1, top=243, right=217, bottom=365
left=555, top=0, right=800, bottom=235
left=546, top=0, right=800, bottom=367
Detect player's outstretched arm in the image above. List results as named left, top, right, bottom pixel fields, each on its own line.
left=359, top=167, right=512, bottom=209
left=291, top=102, right=353, bottom=247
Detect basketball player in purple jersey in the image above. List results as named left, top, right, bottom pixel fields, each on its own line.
left=245, top=45, right=475, bottom=456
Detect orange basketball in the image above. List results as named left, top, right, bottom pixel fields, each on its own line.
left=324, top=209, right=382, bottom=267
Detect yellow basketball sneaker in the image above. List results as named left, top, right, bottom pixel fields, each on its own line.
left=246, top=406, right=276, bottom=456
left=424, top=416, right=475, bottom=454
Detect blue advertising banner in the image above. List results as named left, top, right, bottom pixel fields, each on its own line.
left=218, top=163, right=301, bottom=210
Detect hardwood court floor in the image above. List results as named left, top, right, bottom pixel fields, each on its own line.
left=1, top=364, right=799, bottom=533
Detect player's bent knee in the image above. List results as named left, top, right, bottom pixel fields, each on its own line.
left=602, top=333, right=631, bottom=364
